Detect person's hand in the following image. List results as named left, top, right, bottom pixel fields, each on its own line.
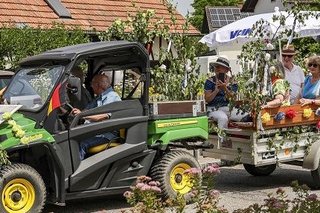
left=217, top=80, right=228, bottom=91
left=71, top=108, right=81, bottom=115
left=300, top=98, right=312, bottom=106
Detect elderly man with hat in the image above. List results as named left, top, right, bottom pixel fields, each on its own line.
left=282, top=44, right=305, bottom=104
left=204, top=56, right=246, bottom=129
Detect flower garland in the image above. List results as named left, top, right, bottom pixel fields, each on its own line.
left=2, top=112, right=30, bottom=145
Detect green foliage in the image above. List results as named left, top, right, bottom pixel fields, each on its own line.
left=0, top=23, right=89, bottom=69
left=233, top=2, right=320, bottom=115
left=100, top=3, right=206, bottom=101
left=190, top=0, right=242, bottom=31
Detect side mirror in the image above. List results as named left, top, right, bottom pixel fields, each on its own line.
left=67, top=76, right=81, bottom=101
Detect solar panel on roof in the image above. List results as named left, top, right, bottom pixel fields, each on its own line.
left=207, top=7, right=253, bottom=30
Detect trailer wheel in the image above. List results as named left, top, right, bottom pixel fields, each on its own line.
left=311, top=166, right=320, bottom=189
left=150, top=150, right=201, bottom=200
left=243, top=164, right=276, bottom=176
left=0, top=163, right=46, bottom=213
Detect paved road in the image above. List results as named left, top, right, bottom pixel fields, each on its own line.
left=44, top=160, right=320, bottom=213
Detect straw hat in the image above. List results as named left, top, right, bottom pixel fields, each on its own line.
left=282, top=44, right=297, bottom=56
left=210, top=56, right=231, bottom=69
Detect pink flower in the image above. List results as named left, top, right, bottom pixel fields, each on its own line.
left=184, top=167, right=202, bottom=175
left=150, top=186, right=161, bottom=193
left=203, top=164, right=220, bottom=175
left=316, top=121, right=320, bottom=130
left=306, top=193, right=318, bottom=201
left=208, top=189, right=220, bottom=199
left=148, top=181, right=160, bottom=186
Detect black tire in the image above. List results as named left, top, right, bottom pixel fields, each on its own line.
left=243, top=163, right=276, bottom=176
left=311, top=166, right=320, bottom=189
left=0, top=163, right=46, bottom=213
left=149, top=150, right=201, bottom=200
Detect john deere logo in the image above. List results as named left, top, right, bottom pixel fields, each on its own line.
left=157, top=120, right=198, bottom=128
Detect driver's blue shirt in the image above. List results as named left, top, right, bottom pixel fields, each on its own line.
left=86, top=87, right=121, bottom=109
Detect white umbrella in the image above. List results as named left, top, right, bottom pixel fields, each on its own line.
left=200, top=8, right=320, bottom=47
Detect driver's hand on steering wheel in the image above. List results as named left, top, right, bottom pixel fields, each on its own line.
left=71, top=108, right=81, bottom=115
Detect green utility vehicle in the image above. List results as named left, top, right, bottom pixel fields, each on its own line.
left=0, top=41, right=209, bottom=213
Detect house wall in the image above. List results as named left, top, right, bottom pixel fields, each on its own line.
left=252, top=0, right=285, bottom=14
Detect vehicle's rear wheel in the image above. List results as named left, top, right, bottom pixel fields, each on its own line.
left=311, top=164, right=320, bottom=189
left=243, top=163, right=276, bottom=176
left=0, top=163, right=46, bottom=213
left=150, top=150, right=201, bottom=200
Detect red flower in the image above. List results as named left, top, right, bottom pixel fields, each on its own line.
left=317, top=121, right=320, bottom=130
left=285, top=109, right=296, bottom=119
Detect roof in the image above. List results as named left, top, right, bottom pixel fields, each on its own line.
left=19, top=41, right=148, bottom=66
left=203, top=6, right=253, bottom=33
left=0, top=0, right=199, bottom=34
left=241, top=0, right=318, bottom=12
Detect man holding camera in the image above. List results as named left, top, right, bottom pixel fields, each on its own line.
left=204, top=56, right=244, bottom=129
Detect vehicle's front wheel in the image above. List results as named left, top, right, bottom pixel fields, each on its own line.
left=243, top=163, right=276, bottom=176
left=150, top=150, right=201, bottom=200
left=0, top=163, right=46, bottom=213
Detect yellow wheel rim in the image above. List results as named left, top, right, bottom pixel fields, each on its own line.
left=2, top=178, right=35, bottom=213
left=170, top=163, right=192, bottom=194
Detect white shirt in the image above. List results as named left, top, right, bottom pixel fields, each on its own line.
left=284, top=64, right=305, bottom=104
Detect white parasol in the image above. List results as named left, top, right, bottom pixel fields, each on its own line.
left=200, top=8, right=320, bottom=47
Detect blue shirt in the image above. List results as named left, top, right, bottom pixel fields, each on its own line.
left=204, top=77, right=238, bottom=108
left=302, top=75, right=320, bottom=99
left=86, top=87, right=121, bottom=110
left=85, top=87, right=121, bottom=140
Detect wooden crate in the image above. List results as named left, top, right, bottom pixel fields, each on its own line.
left=261, top=104, right=320, bottom=129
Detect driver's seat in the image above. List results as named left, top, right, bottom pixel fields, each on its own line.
left=88, top=128, right=126, bottom=154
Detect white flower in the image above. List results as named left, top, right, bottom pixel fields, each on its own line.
left=159, top=64, right=166, bottom=70
left=265, top=53, right=271, bottom=61
left=266, top=43, right=274, bottom=50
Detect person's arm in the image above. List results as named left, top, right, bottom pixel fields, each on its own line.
left=83, top=113, right=110, bottom=122
left=262, top=94, right=284, bottom=108
left=204, top=78, right=219, bottom=103
left=204, top=88, right=220, bottom=103
left=300, top=98, right=319, bottom=106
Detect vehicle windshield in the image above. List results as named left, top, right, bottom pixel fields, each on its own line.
left=4, top=65, right=64, bottom=110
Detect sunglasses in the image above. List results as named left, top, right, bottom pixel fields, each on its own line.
left=282, top=55, right=293, bottom=58
left=308, top=63, right=318, bottom=68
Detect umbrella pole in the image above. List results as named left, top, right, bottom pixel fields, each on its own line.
left=279, top=39, right=282, bottom=61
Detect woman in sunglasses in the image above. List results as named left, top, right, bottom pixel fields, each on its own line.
left=299, top=55, right=320, bottom=106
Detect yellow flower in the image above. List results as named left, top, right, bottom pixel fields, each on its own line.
left=303, top=108, right=313, bottom=118
left=261, top=112, right=271, bottom=123
left=8, top=120, right=16, bottom=127
left=20, top=136, right=29, bottom=144
left=15, top=130, right=25, bottom=138
left=11, top=125, right=21, bottom=133
left=2, top=112, right=12, bottom=121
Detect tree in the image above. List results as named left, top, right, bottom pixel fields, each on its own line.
left=100, top=4, right=206, bottom=101
left=0, top=23, right=89, bottom=69
left=190, top=0, right=242, bottom=31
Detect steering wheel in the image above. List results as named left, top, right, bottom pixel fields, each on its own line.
left=58, top=102, right=76, bottom=126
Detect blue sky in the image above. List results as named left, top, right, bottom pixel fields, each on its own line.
left=171, top=0, right=194, bottom=17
